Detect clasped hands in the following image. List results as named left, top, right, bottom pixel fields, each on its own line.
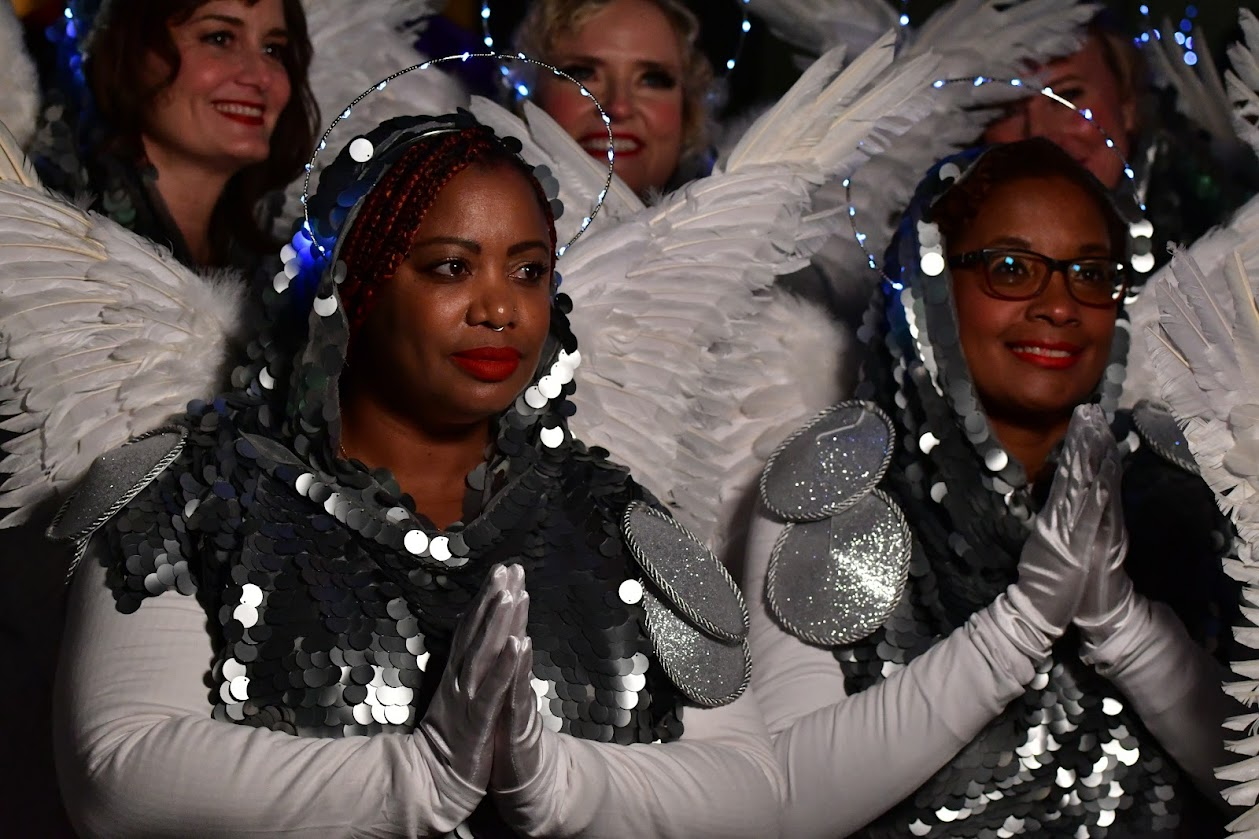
left=417, top=563, right=552, bottom=826
left=1005, top=404, right=1147, bottom=668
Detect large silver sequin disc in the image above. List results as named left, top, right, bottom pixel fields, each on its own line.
left=49, top=427, right=188, bottom=543
left=1132, top=400, right=1200, bottom=476
left=760, top=401, right=894, bottom=521
left=622, top=502, right=747, bottom=642
left=641, top=590, right=750, bottom=707
left=767, top=490, right=911, bottom=646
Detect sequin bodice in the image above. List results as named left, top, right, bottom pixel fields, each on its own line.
left=100, top=399, right=688, bottom=837
left=837, top=545, right=1184, bottom=838
left=105, top=400, right=682, bottom=735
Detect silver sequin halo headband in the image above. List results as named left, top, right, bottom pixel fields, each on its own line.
left=300, top=52, right=616, bottom=260
left=844, top=76, right=1155, bottom=280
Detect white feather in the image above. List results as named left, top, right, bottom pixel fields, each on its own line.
left=1228, top=9, right=1259, bottom=157
left=747, top=0, right=900, bottom=68
left=0, top=179, right=244, bottom=525
left=0, top=2, right=38, bottom=151
left=0, top=113, right=40, bottom=188
left=1147, top=19, right=1241, bottom=158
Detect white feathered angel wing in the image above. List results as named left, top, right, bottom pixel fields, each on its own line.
left=0, top=122, right=245, bottom=526
left=1145, top=230, right=1259, bottom=837
left=558, top=34, right=939, bottom=553
left=279, top=0, right=466, bottom=233
left=0, top=2, right=40, bottom=150
left=802, top=0, right=1098, bottom=318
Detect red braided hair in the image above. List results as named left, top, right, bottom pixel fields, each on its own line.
left=336, top=127, right=558, bottom=334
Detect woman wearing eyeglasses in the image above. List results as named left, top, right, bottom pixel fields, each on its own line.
left=745, top=137, right=1239, bottom=838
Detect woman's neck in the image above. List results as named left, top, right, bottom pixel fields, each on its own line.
left=339, top=389, right=490, bottom=530
left=140, top=137, right=233, bottom=266
left=987, top=413, right=1072, bottom=486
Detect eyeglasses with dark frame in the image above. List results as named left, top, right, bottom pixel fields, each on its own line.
left=948, top=248, right=1128, bottom=308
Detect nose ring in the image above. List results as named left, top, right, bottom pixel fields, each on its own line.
left=490, top=325, right=506, bottom=332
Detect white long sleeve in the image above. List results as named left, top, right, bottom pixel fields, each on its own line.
left=56, top=537, right=782, bottom=838
left=1082, top=595, right=1237, bottom=803
left=493, top=690, right=783, bottom=838
left=55, top=540, right=482, bottom=838
left=744, top=511, right=1040, bottom=839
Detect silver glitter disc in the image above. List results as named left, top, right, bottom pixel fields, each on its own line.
left=767, top=490, right=911, bottom=646
left=48, top=427, right=188, bottom=544
left=760, top=401, right=894, bottom=521
left=621, top=502, right=747, bottom=642
left=641, top=590, right=750, bottom=707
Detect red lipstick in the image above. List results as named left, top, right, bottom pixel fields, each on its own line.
left=214, top=100, right=265, bottom=127
left=451, top=347, right=522, bottom=382
left=1007, top=340, right=1082, bottom=371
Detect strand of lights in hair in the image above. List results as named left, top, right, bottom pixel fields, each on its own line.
left=479, top=0, right=753, bottom=89
left=299, top=52, right=614, bottom=259
left=843, top=75, right=1155, bottom=283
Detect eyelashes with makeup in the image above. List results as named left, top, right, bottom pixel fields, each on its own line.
left=199, top=29, right=289, bottom=61
left=424, top=259, right=551, bottom=284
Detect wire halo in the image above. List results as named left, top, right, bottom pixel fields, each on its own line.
left=843, top=75, right=1154, bottom=285
left=299, top=52, right=615, bottom=260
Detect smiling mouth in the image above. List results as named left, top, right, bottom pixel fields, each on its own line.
left=1010, top=345, right=1074, bottom=358
left=1008, top=343, right=1082, bottom=370
left=214, top=102, right=265, bottom=125
left=580, top=136, right=641, bottom=155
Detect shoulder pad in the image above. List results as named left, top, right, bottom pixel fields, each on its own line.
left=768, top=489, right=911, bottom=646
left=760, top=400, right=894, bottom=520
left=1131, top=400, right=1200, bottom=476
left=760, top=401, right=911, bottom=646
left=621, top=501, right=749, bottom=707
left=48, top=427, right=187, bottom=546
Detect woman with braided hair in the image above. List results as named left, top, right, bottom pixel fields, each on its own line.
left=46, top=111, right=780, bottom=837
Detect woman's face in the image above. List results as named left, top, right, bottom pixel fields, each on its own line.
left=353, top=163, right=554, bottom=429
left=537, top=0, right=687, bottom=196
left=949, top=175, right=1120, bottom=426
left=981, top=35, right=1137, bottom=189
left=142, top=0, right=293, bottom=175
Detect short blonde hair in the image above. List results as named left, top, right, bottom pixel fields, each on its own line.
left=514, top=0, right=714, bottom=164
